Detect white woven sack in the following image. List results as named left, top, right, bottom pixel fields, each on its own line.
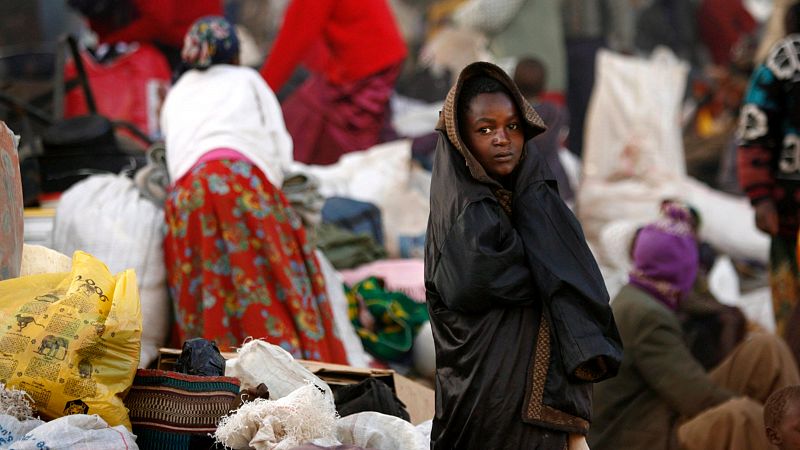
left=578, top=48, right=688, bottom=245
left=381, top=186, right=429, bottom=258
left=0, top=414, right=43, bottom=447
left=336, top=411, right=428, bottom=450
left=0, top=414, right=138, bottom=450
left=390, top=95, right=442, bottom=138
left=582, top=48, right=688, bottom=183
left=225, top=339, right=333, bottom=401
left=739, top=287, right=777, bottom=333
left=707, top=256, right=776, bottom=332
left=578, top=178, right=680, bottom=251
left=18, top=244, right=72, bottom=276
left=51, top=173, right=168, bottom=368
left=577, top=48, right=770, bottom=268
left=597, top=220, right=645, bottom=301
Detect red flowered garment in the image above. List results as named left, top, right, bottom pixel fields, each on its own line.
left=164, top=159, right=347, bottom=363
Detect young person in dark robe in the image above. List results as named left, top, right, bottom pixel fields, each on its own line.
left=424, top=61, right=623, bottom=449
left=738, top=3, right=800, bottom=368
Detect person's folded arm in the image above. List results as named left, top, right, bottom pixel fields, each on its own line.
left=633, top=310, right=734, bottom=418
left=513, top=177, right=622, bottom=381
left=432, top=199, right=536, bottom=314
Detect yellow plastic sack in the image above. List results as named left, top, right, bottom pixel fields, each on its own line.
left=0, top=251, right=142, bottom=429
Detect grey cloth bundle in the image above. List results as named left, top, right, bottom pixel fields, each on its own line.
left=133, top=143, right=169, bottom=205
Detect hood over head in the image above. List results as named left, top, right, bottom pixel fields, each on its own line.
left=436, top=61, right=547, bottom=186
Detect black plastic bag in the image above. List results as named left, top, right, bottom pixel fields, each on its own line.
left=333, top=378, right=410, bottom=421
left=174, top=338, right=226, bottom=377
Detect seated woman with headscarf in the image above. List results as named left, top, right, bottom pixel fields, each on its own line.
left=160, top=16, right=347, bottom=363
left=590, top=201, right=800, bottom=450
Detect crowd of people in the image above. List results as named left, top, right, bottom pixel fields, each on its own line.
left=13, top=0, right=800, bottom=448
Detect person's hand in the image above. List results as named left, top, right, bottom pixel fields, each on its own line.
left=754, top=200, right=779, bottom=236
left=569, top=434, right=590, bottom=450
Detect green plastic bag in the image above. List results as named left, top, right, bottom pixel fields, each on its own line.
left=346, top=277, right=429, bottom=362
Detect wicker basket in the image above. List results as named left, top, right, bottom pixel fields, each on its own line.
left=125, top=369, right=240, bottom=450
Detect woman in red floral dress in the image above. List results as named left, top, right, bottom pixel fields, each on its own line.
left=160, top=16, right=346, bottom=362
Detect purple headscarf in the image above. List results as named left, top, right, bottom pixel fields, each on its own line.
left=629, top=202, right=699, bottom=310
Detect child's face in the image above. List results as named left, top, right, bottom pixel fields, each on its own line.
left=462, top=92, right=524, bottom=179
left=769, top=402, right=800, bottom=450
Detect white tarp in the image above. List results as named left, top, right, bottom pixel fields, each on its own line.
left=578, top=48, right=688, bottom=250
left=579, top=48, right=773, bottom=323
left=578, top=48, right=769, bottom=267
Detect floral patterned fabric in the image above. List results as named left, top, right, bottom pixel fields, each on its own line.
left=164, top=159, right=347, bottom=363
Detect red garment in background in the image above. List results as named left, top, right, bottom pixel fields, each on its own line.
left=260, top=0, right=407, bottom=92
left=697, top=0, right=756, bottom=66
left=281, top=64, right=401, bottom=165
left=90, top=0, right=223, bottom=49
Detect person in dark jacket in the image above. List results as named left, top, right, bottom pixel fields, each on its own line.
left=424, top=61, right=623, bottom=449
left=737, top=3, right=800, bottom=367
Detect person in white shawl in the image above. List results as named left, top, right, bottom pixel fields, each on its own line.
left=160, top=16, right=347, bottom=362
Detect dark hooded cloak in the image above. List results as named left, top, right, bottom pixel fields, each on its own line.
left=424, top=61, right=622, bottom=450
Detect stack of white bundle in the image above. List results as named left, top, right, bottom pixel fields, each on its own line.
left=215, top=383, right=337, bottom=450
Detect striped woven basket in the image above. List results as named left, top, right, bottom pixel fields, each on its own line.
left=125, top=369, right=240, bottom=450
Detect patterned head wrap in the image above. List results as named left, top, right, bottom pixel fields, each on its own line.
left=629, top=201, right=700, bottom=310
left=181, top=16, right=239, bottom=70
